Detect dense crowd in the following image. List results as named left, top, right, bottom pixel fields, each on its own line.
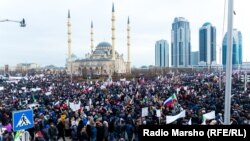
left=0, top=71, right=249, bottom=141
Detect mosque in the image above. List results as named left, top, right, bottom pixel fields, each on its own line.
left=66, top=4, right=131, bottom=76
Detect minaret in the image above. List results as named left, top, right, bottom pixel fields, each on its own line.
left=127, top=17, right=131, bottom=73
left=67, top=10, right=73, bottom=82
left=67, top=10, right=72, bottom=63
left=90, top=21, right=94, bottom=53
left=111, top=3, right=116, bottom=60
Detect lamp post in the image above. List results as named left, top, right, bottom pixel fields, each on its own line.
left=0, top=18, right=26, bottom=27
left=1, top=18, right=26, bottom=76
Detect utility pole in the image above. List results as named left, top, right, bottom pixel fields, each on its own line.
left=224, top=0, right=234, bottom=125
left=219, top=47, right=222, bottom=90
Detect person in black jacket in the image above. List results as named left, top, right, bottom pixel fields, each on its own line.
left=103, top=121, right=109, bottom=141
left=96, top=121, right=104, bottom=141
left=48, top=122, right=58, bottom=141
left=56, top=119, right=66, bottom=141
left=79, top=126, right=89, bottom=141
left=77, top=120, right=84, bottom=140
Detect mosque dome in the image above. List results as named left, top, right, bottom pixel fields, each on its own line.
left=96, top=41, right=112, bottom=49
left=93, top=41, right=112, bottom=55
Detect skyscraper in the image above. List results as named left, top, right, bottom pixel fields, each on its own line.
left=222, top=29, right=242, bottom=68
left=171, top=17, right=191, bottom=67
left=199, top=22, right=216, bottom=66
left=191, top=51, right=199, bottom=66
left=155, top=40, right=169, bottom=67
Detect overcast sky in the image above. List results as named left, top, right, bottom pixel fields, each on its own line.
left=0, top=0, right=249, bottom=68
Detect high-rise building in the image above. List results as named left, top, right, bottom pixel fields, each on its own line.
left=171, top=17, right=191, bottom=67
left=155, top=40, right=169, bottom=67
left=191, top=51, right=199, bottom=66
left=222, top=29, right=242, bottom=68
left=199, top=22, right=216, bottom=66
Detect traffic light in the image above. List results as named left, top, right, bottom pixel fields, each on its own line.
left=20, top=18, right=26, bottom=27
left=247, top=75, right=250, bottom=83
left=241, top=75, right=244, bottom=82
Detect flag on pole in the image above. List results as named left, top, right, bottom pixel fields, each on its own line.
left=32, top=94, right=36, bottom=102
left=66, top=99, right=69, bottom=106
left=54, top=101, right=60, bottom=106
left=163, top=94, right=177, bottom=107
left=14, top=130, right=23, bottom=141
left=62, top=99, right=69, bottom=108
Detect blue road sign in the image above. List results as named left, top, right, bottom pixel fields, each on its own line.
left=12, top=109, right=34, bottom=131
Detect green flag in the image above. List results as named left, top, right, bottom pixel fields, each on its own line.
left=14, top=131, right=22, bottom=141
left=32, top=94, right=36, bottom=102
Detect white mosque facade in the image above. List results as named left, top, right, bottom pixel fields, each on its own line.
left=66, top=4, right=131, bottom=76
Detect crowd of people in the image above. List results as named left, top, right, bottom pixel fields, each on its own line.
left=0, top=70, right=249, bottom=141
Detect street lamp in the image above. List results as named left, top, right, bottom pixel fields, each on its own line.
left=0, top=18, right=26, bottom=27
left=1, top=18, right=26, bottom=75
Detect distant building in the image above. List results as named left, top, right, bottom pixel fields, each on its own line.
left=199, top=22, right=216, bottom=66
left=4, top=65, right=9, bottom=74
left=42, top=65, right=65, bottom=73
left=222, top=29, right=242, bottom=68
left=16, top=63, right=39, bottom=71
left=191, top=51, right=199, bottom=66
left=66, top=4, right=131, bottom=76
left=171, top=17, right=191, bottom=68
left=242, top=62, right=250, bottom=70
left=155, top=40, right=169, bottom=67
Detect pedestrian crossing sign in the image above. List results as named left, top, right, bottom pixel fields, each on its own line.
left=13, top=109, right=34, bottom=131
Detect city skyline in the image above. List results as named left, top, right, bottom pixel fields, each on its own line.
left=0, top=0, right=249, bottom=67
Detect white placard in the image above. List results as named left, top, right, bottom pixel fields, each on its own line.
left=176, top=88, right=180, bottom=94
left=184, top=86, right=188, bottom=91
left=85, top=106, right=90, bottom=111
left=0, top=87, right=4, bottom=91
left=70, top=102, right=81, bottom=111
left=156, top=109, right=161, bottom=117
left=141, top=107, right=148, bottom=117
left=166, top=110, right=186, bottom=124
left=45, top=92, right=52, bottom=96
left=202, top=111, right=216, bottom=125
